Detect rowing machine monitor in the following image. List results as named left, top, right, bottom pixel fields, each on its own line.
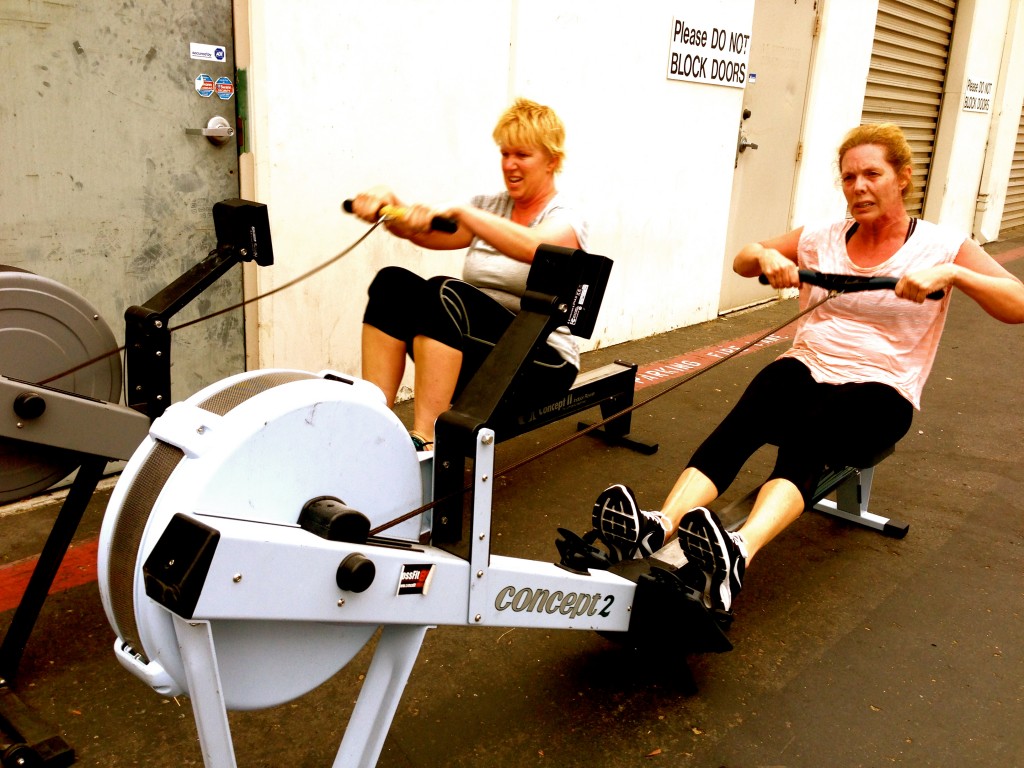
left=213, top=199, right=274, bottom=267
left=523, top=244, right=612, bottom=340
left=125, top=199, right=275, bottom=418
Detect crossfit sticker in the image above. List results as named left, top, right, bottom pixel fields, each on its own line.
left=398, top=564, right=434, bottom=596
left=194, top=74, right=214, bottom=98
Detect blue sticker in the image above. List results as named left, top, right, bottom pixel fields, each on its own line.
left=194, top=73, right=214, bottom=98
left=215, top=76, right=234, bottom=100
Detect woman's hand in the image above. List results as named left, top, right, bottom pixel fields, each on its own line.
left=896, top=264, right=954, bottom=303
left=757, top=248, right=801, bottom=289
left=733, top=228, right=802, bottom=284
left=350, top=186, right=400, bottom=223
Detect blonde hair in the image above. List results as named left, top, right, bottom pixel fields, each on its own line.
left=492, top=97, right=566, bottom=173
left=838, top=122, right=914, bottom=199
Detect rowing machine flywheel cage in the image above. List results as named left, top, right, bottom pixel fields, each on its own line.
left=97, top=369, right=426, bottom=709
left=0, top=266, right=122, bottom=502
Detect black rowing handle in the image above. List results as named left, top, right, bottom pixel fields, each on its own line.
left=342, top=199, right=459, bottom=234
left=760, top=270, right=945, bottom=300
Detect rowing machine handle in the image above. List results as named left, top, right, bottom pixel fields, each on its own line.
left=342, top=199, right=459, bottom=234
left=759, top=270, right=944, bottom=300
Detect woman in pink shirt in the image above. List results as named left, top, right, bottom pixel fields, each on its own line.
left=591, top=123, right=1024, bottom=614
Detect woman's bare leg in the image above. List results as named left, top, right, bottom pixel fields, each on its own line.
left=660, top=467, right=720, bottom=535
left=735, top=478, right=804, bottom=564
left=362, top=324, right=407, bottom=406
left=410, top=336, right=463, bottom=442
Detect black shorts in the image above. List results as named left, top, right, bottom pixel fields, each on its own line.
left=687, top=357, right=914, bottom=505
left=362, top=265, right=577, bottom=401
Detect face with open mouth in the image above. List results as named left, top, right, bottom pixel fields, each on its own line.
left=840, top=143, right=910, bottom=225
left=500, top=144, right=558, bottom=204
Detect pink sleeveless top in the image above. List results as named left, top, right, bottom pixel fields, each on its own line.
left=780, top=219, right=964, bottom=409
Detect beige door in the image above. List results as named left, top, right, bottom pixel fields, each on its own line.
left=0, top=0, right=243, bottom=403
left=719, top=0, right=818, bottom=314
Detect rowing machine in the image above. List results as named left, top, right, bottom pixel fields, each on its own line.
left=95, top=242, right=724, bottom=768
left=95, top=367, right=724, bottom=768
left=94, top=254, right=934, bottom=766
left=0, top=199, right=272, bottom=767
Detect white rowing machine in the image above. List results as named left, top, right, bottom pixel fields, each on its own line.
left=96, top=244, right=731, bottom=768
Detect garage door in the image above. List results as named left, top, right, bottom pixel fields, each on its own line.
left=1001, top=101, right=1024, bottom=234
left=862, top=0, right=956, bottom=218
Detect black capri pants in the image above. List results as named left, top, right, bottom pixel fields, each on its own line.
left=363, top=266, right=578, bottom=402
left=687, top=357, right=914, bottom=506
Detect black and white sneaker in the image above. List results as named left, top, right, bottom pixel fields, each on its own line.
left=677, top=507, right=747, bottom=612
left=591, top=484, right=668, bottom=562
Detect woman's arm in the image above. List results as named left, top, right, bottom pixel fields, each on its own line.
left=438, top=203, right=581, bottom=263
left=897, top=240, right=1024, bottom=323
left=348, top=187, right=475, bottom=250
left=733, top=227, right=804, bottom=288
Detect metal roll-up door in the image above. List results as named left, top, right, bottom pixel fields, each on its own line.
left=863, top=0, right=956, bottom=218
left=1000, top=102, right=1024, bottom=235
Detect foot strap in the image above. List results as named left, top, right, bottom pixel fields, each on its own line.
left=555, top=528, right=614, bottom=572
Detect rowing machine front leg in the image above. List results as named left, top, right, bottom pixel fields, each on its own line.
left=333, top=624, right=430, bottom=768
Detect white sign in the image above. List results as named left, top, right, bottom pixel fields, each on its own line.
left=190, top=42, right=228, bottom=62
left=962, top=76, right=994, bottom=113
left=666, top=8, right=753, bottom=89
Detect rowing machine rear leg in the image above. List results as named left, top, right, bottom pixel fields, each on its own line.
left=576, top=361, right=658, bottom=455
left=812, top=464, right=909, bottom=538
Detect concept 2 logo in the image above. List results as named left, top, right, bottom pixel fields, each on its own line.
left=493, top=585, right=615, bottom=618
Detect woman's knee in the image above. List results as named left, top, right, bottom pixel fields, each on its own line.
left=364, top=267, right=431, bottom=342
left=368, top=266, right=424, bottom=300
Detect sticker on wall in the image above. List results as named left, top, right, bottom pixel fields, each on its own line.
left=190, top=42, right=227, bottom=62
left=215, top=76, right=235, bottom=100
left=194, top=74, right=214, bottom=98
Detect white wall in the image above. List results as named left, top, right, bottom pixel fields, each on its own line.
left=244, top=0, right=1024, bottom=394
left=247, top=1, right=511, bottom=390
left=974, top=0, right=1024, bottom=241
left=926, top=0, right=1011, bottom=233
left=246, top=0, right=751, bottom=390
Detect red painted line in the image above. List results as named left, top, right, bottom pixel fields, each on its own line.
left=635, top=326, right=793, bottom=390
left=0, top=537, right=99, bottom=613
left=993, top=244, right=1024, bottom=265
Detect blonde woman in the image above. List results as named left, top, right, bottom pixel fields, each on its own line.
left=350, top=98, right=588, bottom=449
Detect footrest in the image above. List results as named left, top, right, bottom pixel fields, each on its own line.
left=604, top=564, right=733, bottom=654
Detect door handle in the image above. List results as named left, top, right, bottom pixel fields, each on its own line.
left=737, top=135, right=759, bottom=153
left=186, top=116, right=234, bottom=145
